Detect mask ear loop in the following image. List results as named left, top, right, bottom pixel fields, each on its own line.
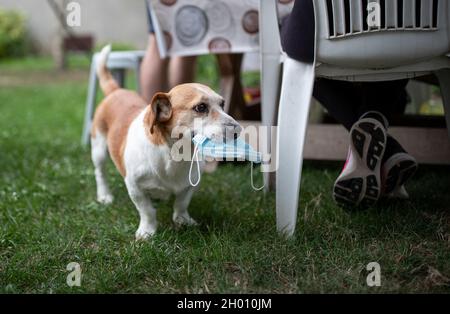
left=189, top=142, right=201, bottom=187
left=250, top=162, right=265, bottom=191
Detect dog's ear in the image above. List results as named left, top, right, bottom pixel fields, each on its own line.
left=146, top=92, right=173, bottom=134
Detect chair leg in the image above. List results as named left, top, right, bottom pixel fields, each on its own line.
left=435, top=69, right=450, bottom=140
left=135, top=59, right=142, bottom=95
left=112, top=69, right=126, bottom=88
left=276, top=58, right=315, bottom=237
left=261, top=54, right=281, bottom=191
left=259, top=0, right=282, bottom=192
left=81, top=58, right=98, bottom=146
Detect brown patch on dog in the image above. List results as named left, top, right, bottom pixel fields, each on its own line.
left=144, top=92, right=174, bottom=146
left=91, top=89, right=147, bottom=176
left=169, top=84, right=204, bottom=108
left=157, top=84, right=210, bottom=134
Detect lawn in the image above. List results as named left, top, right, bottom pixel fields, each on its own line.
left=1, top=56, right=450, bottom=293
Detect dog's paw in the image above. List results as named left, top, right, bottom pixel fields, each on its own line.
left=173, top=214, right=199, bottom=226
left=135, top=225, right=156, bottom=241
left=97, top=193, right=114, bottom=205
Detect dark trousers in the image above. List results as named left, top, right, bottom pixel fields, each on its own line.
left=313, top=79, right=409, bottom=131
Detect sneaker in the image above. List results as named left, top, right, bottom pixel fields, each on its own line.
left=381, top=152, right=418, bottom=199
left=333, top=113, right=388, bottom=207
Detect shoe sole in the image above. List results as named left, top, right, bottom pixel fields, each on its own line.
left=383, top=155, right=418, bottom=195
left=333, top=119, right=387, bottom=207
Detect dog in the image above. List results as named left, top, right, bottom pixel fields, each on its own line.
left=91, top=45, right=241, bottom=240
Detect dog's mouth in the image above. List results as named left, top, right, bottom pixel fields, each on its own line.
left=190, top=125, right=241, bottom=142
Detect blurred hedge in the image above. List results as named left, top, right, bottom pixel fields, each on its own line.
left=0, top=8, right=27, bottom=58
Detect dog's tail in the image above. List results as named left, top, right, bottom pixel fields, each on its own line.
left=96, top=44, right=119, bottom=96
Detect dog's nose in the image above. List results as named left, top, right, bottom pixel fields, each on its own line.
left=224, top=122, right=242, bottom=138
left=232, top=123, right=242, bottom=134
left=224, top=122, right=242, bottom=137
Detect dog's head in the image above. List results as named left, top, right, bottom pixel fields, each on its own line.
left=145, top=83, right=241, bottom=143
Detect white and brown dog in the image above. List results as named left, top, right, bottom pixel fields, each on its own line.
left=91, top=45, right=241, bottom=240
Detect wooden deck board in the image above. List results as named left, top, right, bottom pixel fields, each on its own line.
left=239, top=121, right=450, bottom=165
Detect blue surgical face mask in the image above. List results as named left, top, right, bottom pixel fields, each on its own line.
left=189, top=134, right=264, bottom=191
left=192, top=134, right=262, bottom=163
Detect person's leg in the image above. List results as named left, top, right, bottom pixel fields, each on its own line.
left=358, top=80, right=409, bottom=119
left=168, top=56, right=197, bottom=88
left=340, top=80, right=417, bottom=200
left=314, top=78, right=416, bottom=205
left=332, top=105, right=388, bottom=207
left=312, top=78, right=385, bottom=206
left=316, top=79, right=409, bottom=162
left=313, top=78, right=363, bottom=130
left=357, top=80, right=417, bottom=197
left=356, top=80, right=410, bottom=162
left=314, top=79, right=409, bottom=132
left=140, top=34, right=170, bottom=103
left=281, top=0, right=315, bottom=64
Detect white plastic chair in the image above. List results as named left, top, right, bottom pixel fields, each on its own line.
left=260, top=0, right=450, bottom=236
left=81, top=50, right=145, bottom=145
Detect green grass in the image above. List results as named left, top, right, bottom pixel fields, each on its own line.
left=1, top=58, right=450, bottom=293
left=0, top=54, right=91, bottom=72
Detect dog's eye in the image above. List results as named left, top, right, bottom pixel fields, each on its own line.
left=219, top=100, right=225, bottom=109
left=194, top=103, right=208, bottom=113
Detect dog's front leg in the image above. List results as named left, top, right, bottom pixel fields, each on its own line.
left=173, top=187, right=198, bottom=226
left=126, top=181, right=157, bottom=240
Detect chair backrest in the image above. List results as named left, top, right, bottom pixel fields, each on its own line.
left=314, top=0, right=450, bottom=68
